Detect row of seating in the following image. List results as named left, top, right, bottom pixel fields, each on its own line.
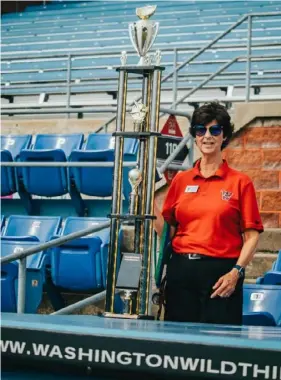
left=1, top=133, right=138, bottom=199
left=3, top=19, right=280, bottom=42
left=3, top=76, right=281, bottom=97
left=3, top=29, right=281, bottom=55
left=1, top=47, right=281, bottom=73
left=3, top=25, right=281, bottom=49
left=1, top=215, right=119, bottom=313
left=2, top=47, right=281, bottom=72
left=2, top=61, right=281, bottom=84
left=6, top=1, right=278, bottom=18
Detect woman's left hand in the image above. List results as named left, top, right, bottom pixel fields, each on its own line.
left=211, top=269, right=239, bottom=299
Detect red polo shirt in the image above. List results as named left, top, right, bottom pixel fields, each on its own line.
left=162, top=160, right=264, bottom=258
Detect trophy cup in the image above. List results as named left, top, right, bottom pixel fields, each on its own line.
left=129, top=5, right=159, bottom=66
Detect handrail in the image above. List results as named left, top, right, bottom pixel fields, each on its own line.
left=0, top=221, right=110, bottom=265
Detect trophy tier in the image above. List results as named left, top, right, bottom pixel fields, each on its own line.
left=116, top=65, right=165, bottom=74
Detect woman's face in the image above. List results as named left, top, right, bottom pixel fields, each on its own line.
left=195, top=119, right=225, bottom=156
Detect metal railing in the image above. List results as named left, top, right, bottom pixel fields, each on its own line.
left=0, top=221, right=110, bottom=313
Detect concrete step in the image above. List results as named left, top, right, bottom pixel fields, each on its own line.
left=245, top=252, right=277, bottom=280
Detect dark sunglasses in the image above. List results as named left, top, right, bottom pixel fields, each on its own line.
left=194, top=124, right=223, bottom=137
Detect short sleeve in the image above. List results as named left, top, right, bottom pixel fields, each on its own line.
left=162, top=173, right=181, bottom=226
left=240, top=180, right=264, bottom=233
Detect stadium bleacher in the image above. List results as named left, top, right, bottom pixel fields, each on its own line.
left=1, top=133, right=138, bottom=201
left=1, top=0, right=281, bottom=107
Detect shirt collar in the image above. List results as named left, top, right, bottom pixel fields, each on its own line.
left=192, top=159, right=229, bottom=179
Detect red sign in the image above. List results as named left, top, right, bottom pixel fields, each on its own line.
left=159, top=115, right=184, bottom=185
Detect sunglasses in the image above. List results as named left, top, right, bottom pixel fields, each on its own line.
left=194, top=125, right=223, bottom=137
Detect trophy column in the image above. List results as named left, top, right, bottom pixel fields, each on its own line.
left=105, top=69, right=128, bottom=314
left=104, top=4, right=164, bottom=319
left=104, top=66, right=164, bottom=319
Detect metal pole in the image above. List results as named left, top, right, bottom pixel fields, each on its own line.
left=17, top=258, right=27, bottom=313
left=1, top=161, right=137, bottom=168
left=246, top=15, right=252, bottom=102
left=105, top=68, right=127, bottom=313
left=159, top=133, right=192, bottom=174
left=139, top=68, right=162, bottom=315
left=1, top=160, right=185, bottom=170
left=66, top=54, right=72, bottom=118
left=52, top=291, right=105, bottom=315
left=172, top=48, right=178, bottom=108
left=171, top=56, right=239, bottom=108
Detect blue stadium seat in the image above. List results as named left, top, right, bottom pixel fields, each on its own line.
left=1, top=150, right=16, bottom=196
left=60, top=217, right=111, bottom=288
left=19, top=134, right=84, bottom=196
left=261, top=250, right=281, bottom=285
left=2, top=215, right=61, bottom=243
left=1, top=135, right=32, bottom=196
left=50, top=234, right=102, bottom=291
left=243, top=284, right=281, bottom=326
left=1, top=215, right=62, bottom=269
left=1, top=240, right=44, bottom=313
left=1, top=135, right=32, bottom=161
left=1, top=216, right=5, bottom=232
left=50, top=216, right=122, bottom=291
left=70, top=134, right=139, bottom=199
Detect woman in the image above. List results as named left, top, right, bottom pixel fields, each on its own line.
left=154, top=102, right=263, bottom=325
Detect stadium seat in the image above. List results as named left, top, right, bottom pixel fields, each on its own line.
left=1, top=135, right=32, bottom=196
left=1, top=216, right=5, bottom=232
left=50, top=216, right=121, bottom=290
left=61, top=217, right=110, bottom=287
left=1, top=215, right=62, bottom=270
left=19, top=134, right=84, bottom=196
left=243, top=284, right=281, bottom=326
left=50, top=235, right=102, bottom=291
left=1, top=240, right=44, bottom=313
left=261, top=250, right=281, bottom=285
left=2, top=215, right=62, bottom=243
left=70, top=134, right=139, bottom=199
left=255, top=251, right=281, bottom=285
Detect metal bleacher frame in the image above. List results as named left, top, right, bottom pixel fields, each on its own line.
left=1, top=6, right=281, bottom=125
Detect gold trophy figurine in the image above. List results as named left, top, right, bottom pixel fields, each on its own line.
left=130, top=100, right=148, bottom=132
left=128, top=167, right=142, bottom=215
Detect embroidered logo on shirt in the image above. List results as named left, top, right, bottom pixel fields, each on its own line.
left=221, top=189, right=233, bottom=201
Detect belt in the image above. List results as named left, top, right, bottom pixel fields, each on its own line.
left=181, top=253, right=216, bottom=260
left=184, top=253, right=205, bottom=260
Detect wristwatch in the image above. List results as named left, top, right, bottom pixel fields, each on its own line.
left=233, top=264, right=245, bottom=278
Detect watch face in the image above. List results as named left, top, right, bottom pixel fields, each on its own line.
left=239, top=268, right=245, bottom=278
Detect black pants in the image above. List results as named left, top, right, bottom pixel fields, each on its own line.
left=165, top=252, right=243, bottom=325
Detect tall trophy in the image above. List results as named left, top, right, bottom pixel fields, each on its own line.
left=105, top=5, right=164, bottom=319
left=129, top=5, right=159, bottom=66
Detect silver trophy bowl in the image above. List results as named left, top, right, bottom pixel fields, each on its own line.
left=129, top=5, right=159, bottom=66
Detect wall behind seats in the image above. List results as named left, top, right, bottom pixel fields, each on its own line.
left=223, top=118, right=281, bottom=228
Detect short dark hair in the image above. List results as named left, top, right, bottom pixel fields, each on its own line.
left=189, top=102, right=234, bottom=148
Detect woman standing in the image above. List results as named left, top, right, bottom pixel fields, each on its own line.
left=154, top=102, right=263, bottom=325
